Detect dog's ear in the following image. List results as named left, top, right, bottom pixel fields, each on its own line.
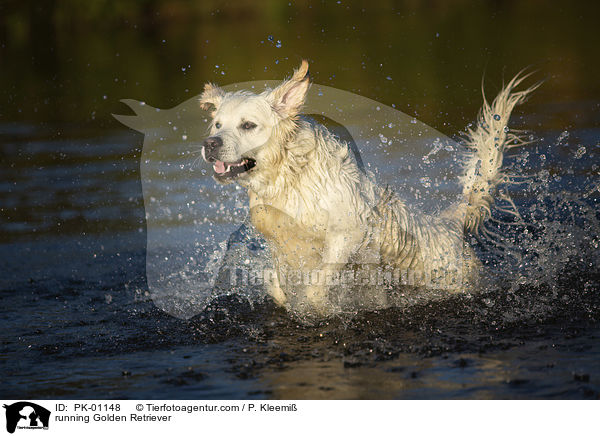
left=269, top=60, right=310, bottom=118
left=199, top=83, right=225, bottom=112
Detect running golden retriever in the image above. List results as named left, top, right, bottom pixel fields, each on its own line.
left=200, top=60, right=535, bottom=317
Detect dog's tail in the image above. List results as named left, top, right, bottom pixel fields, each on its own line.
left=459, top=72, right=539, bottom=233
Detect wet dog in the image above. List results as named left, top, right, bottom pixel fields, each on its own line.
left=200, top=60, right=536, bottom=317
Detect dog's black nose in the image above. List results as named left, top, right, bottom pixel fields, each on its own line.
left=202, top=136, right=223, bottom=162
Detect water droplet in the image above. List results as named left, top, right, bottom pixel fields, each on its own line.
left=493, top=114, right=501, bottom=121
left=574, top=146, right=586, bottom=159
left=275, top=40, right=282, bottom=48
left=557, top=130, right=570, bottom=146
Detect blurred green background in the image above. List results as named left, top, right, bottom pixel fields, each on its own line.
left=1, top=0, right=599, bottom=135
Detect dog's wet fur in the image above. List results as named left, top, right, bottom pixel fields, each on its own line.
left=201, top=60, right=537, bottom=318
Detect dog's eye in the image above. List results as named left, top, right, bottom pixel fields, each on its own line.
left=241, top=121, right=257, bottom=131
left=215, top=122, right=222, bottom=129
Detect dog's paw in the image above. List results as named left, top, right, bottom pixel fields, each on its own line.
left=266, top=281, right=288, bottom=308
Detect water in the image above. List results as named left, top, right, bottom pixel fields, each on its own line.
left=1, top=117, right=599, bottom=399
left=1, top=1, right=600, bottom=399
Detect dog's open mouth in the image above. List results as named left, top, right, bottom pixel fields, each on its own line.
left=213, top=158, right=256, bottom=180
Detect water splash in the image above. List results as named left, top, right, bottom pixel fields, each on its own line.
left=115, top=91, right=599, bottom=325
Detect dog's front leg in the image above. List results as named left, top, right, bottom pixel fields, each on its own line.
left=304, top=230, right=365, bottom=313
left=266, top=267, right=288, bottom=308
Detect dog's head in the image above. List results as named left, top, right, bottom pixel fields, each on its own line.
left=200, top=60, right=310, bottom=184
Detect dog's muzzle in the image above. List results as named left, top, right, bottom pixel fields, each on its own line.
left=202, top=136, right=256, bottom=181
left=202, top=136, right=222, bottom=162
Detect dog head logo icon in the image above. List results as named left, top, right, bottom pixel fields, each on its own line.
left=3, top=402, right=50, bottom=434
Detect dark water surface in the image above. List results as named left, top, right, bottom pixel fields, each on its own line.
left=1, top=1, right=600, bottom=399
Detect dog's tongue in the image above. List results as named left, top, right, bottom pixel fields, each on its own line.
left=213, top=160, right=226, bottom=174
